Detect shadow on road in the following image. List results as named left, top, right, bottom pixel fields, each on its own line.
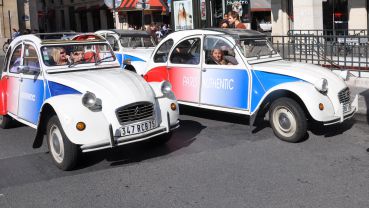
left=308, top=119, right=356, bottom=138
left=76, top=119, right=205, bottom=170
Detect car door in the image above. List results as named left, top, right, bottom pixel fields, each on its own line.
left=17, top=42, right=44, bottom=124
left=200, top=35, right=250, bottom=111
left=6, top=43, right=23, bottom=116
left=167, top=36, right=202, bottom=104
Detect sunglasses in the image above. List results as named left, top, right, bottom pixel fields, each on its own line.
left=60, top=51, right=66, bottom=54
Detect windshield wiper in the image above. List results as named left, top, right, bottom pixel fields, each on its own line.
left=68, top=60, right=83, bottom=68
left=95, top=56, right=114, bottom=65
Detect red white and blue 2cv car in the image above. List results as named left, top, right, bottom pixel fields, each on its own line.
left=0, top=34, right=179, bottom=170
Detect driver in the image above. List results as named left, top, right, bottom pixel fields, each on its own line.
left=69, top=46, right=84, bottom=63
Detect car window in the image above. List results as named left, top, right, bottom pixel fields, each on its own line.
left=23, top=44, right=40, bottom=75
left=106, top=35, right=119, bottom=51
left=204, top=36, right=238, bottom=65
left=2, top=46, right=11, bottom=74
left=9, top=44, right=23, bottom=74
left=153, top=39, right=173, bottom=63
left=41, top=43, right=116, bottom=68
left=170, top=38, right=201, bottom=65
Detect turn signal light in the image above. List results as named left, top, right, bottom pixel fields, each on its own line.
left=319, top=103, right=324, bottom=111
left=76, top=122, right=86, bottom=131
left=171, top=103, right=177, bottom=111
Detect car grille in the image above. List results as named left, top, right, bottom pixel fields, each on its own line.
left=338, top=87, right=350, bottom=105
left=116, top=102, right=154, bottom=125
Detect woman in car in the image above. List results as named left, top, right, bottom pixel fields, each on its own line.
left=51, top=47, right=69, bottom=65
left=208, top=48, right=232, bottom=65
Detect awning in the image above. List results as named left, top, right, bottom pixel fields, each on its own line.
left=251, top=0, right=271, bottom=12
left=117, top=0, right=167, bottom=11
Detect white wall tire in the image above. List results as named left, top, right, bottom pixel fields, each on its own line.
left=0, top=115, right=12, bottom=129
left=46, top=115, right=80, bottom=170
left=269, top=98, right=307, bottom=143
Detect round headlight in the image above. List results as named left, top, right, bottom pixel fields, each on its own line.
left=314, top=78, right=328, bottom=93
left=161, top=81, right=172, bottom=95
left=82, top=92, right=97, bottom=108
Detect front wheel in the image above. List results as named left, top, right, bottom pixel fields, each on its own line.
left=3, top=42, right=9, bottom=53
left=0, top=115, right=12, bottom=129
left=46, top=115, right=80, bottom=170
left=269, top=98, right=307, bottom=143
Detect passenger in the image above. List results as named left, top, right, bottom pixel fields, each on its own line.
left=70, top=46, right=84, bottom=63
left=219, top=19, right=229, bottom=28
left=51, top=47, right=69, bottom=65
left=209, top=48, right=232, bottom=65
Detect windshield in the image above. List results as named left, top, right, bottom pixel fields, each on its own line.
left=41, top=43, right=116, bottom=68
left=120, top=36, right=155, bottom=48
left=238, top=38, right=277, bottom=59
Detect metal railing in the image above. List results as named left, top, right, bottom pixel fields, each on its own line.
left=269, top=32, right=369, bottom=76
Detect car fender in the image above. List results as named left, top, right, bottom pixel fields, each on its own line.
left=43, top=94, right=111, bottom=145
left=253, top=81, right=335, bottom=122
left=0, top=76, right=7, bottom=115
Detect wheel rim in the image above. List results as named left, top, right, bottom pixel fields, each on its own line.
left=48, top=124, right=64, bottom=164
left=272, top=106, right=297, bottom=138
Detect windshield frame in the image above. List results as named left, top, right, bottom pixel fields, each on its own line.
left=236, top=37, right=281, bottom=61
left=40, top=42, right=117, bottom=72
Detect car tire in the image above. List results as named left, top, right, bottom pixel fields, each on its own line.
left=269, top=98, right=307, bottom=143
left=150, top=132, right=172, bottom=145
left=0, top=115, right=12, bottom=129
left=46, top=115, right=80, bottom=170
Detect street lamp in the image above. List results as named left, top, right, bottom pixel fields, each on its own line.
left=142, top=0, right=146, bottom=30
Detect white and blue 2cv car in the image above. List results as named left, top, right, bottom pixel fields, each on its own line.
left=0, top=34, right=179, bottom=170
left=95, top=29, right=156, bottom=74
left=144, top=29, right=358, bottom=143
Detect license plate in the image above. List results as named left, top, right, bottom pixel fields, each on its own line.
left=343, top=104, right=351, bottom=113
left=120, top=120, right=156, bottom=137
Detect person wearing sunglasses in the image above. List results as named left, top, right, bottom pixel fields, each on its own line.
left=51, top=47, right=69, bottom=65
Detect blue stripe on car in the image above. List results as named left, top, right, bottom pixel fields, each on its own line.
left=251, top=71, right=302, bottom=113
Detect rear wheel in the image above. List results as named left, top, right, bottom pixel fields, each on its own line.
left=47, top=115, right=80, bottom=170
left=0, top=115, right=12, bottom=129
left=2, top=42, right=9, bottom=53
left=269, top=98, right=307, bottom=143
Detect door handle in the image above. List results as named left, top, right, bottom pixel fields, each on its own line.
left=202, top=69, right=207, bottom=72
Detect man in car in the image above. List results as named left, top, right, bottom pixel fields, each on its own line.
left=69, top=46, right=85, bottom=63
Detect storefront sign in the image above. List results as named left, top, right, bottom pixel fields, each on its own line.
left=173, top=0, right=194, bottom=31
left=225, top=0, right=251, bottom=23
left=200, top=0, right=206, bottom=20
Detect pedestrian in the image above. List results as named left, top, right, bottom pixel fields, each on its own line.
left=219, top=19, right=229, bottom=28
left=147, top=23, right=158, bottom=43
left=228, top=11, right=246, bottom=29
left=11, top=28, right=20, bottom=39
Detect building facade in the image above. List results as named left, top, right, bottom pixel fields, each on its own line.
left=272, top=0, right=369, bottom=36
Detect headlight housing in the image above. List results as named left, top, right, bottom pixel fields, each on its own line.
left=82, top=92, right=102, bottom=111
left=161, top=81, right=172, bottom=95
left=314, top=78, right=328, bottom=93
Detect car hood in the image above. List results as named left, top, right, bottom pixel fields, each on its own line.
left=253, top=60, right=347, bottom=90
left=123, top=48, right=154, bottom=61
left=47, top=68, right=155, bottom=107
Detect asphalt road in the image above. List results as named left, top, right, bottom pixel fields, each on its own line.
left=0, top=106, right=369, bottom=208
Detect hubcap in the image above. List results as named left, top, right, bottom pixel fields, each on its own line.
left=273, top=106, right=297, bottom=138
left=48, top=125, right=64, bottom=164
